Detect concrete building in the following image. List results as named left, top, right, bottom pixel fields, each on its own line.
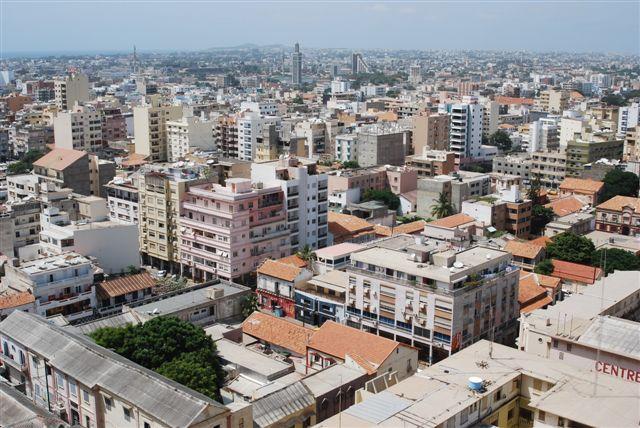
left=530, top=150, right=567, bottom=189
left=237, top=112, right=281, bottom=161
left=411, top=112, right=449, bottom=153
left=334, top=134, right=358, bottom=162
left=416, top=171, right=492, bottom=218
left=405, top=149, right=456, bottom=178
left=482, top=100, right=499, bottom=138
left=595, top=195, right=640, bottom=236
left=0, top=311, right=244, bottom=428
left=105, top=176, right=139, bottom=224
left=133, top=95, right=183, bottom=162
left=252, top=157, right=329, bottom=250
left=295, top=269, right=349, bottom=326
left=32, top=148, right=91, bottom=196
left=544, top=212, right=595, bottom=237
left=492, top=154, right=532, bottom=182
left=439, top=98, right=483, bottom=164
left=344, top=239, right=520, bottom=363
left=618, top=102, right=639, bottom=137
left=351, top=52, right=369, bottom=74
left=213, top=115, right=238, bottom=159
left=295, top=119, right=328, bottom=158
left=318, top=339, right=640, bottom=428
left=565, top=137, right=624, bottom=177
left=528, top=116, right=559, bottom=152
left=558, top=177, right=604, bottom=205
left=355, top=123, right=410, bottom=167
left=166, top=115, right=215, bottom=162
left=559, top=115, right=585, bottom=148
left=313, top=243, right=364, bottom=274
left=179, top=178, right=289, bottom=283
left=101, top=106, right=128, bottom=142
left=291, top=43, right=302, bottom=85
left=1, top=252, right=96, bottom=321
left=1, top=200, right=41, bottom=256
left=54, top=73, right=90, bottom=110
left=53, top=104, right=104, bottom=152
left=256, top=257, right=313, bottom=318
left=537, top=88, right=569, bottom=114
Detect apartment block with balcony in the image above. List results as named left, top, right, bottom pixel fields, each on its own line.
left=530, top=150, right=567, bottom=189
left=179, top=178, right=290, bottom=284
left=105, top=176, right=139, bottom=224
left=54, top=73, right=90, bottom=111
left=343, top=238, right=520, bottom=363
left=252, top=157, right=329, bottom=250
left=439, top=99, right=483, bottom=165
left=166, top=115, right=215, bottom=162
left=133, top=95, right=183, bottom=162
left=405, top=149, right=456, bottom=178
left=1, top=252, right=97, bottom=322
left=53, top=104, right=104, bottom=153
left=565, top=136, right=624, bottom=177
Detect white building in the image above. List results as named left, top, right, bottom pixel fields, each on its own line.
left=618, top=102, right=639, bottom=137
left=237, top=112, right=281, bottom=161
left=331, top=79, right=351, bottom=94
left=166, top=115, right=215, bottom=162
left=334, top=134, right=358, bottom=162
left=1, top=252, right=96, bottom=321
left=240, top=100, right=278, bottom=116
left=440, top=97, right=483, bottom=162
left=362, top=84, right=387, bottom=97
left=528, top=116, right=559, bottom=153
left=559, top=115, right=585, bottom=148
left=53, top=104, right=103, bottom=152
left=54, top=73, right=90, bottom=110
left=133, top=95, right=183, bottom=162
left=105, top=177, right=140, bottom=224
left=251, top=157, right=329, bottom=250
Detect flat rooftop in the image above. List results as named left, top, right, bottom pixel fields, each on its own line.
left=315, top=242, right=365, bottom=259
left=20, top=252, right=90, bottom=275
left=216, top=339, right=293, bottom=380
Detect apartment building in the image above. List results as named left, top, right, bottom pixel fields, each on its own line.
left=492, top=154, right=532, bottom=182
left=53, top=104, right=104, bottom=152
left=618, top=102, right=639, bottom=137
left=344, top=238, right=520, bottom=363
left=530, top=150, right=567, bottom=188
left=405, top=149, right=455, bottom=178
left=213, top=115, right=238, bottom=159
left=54, top=73, right=90, bottom=110
left=11, top=125, right=54, bottom=157
left=355, top=123, right=411, bottom=167
left=2, top=200, right=42, bottom=256
left=101, top=106, right=128, bottom=142
left=565, top=137, right=624, bottom=177
left=411, top=112, right=449, bottom=153
left=595, top=195, right=640, bottom=236
left=558, top=177, right=604, bottom=205
left=334, top=134, right=358, bottom=162
left=536, top=88, right=569, bottom=114
left=416, top=171, right=492, bottom=218
left=133, top=95, right=183, bottom=162
left=257, top=258, right=313, bottom=317
left=32, top=148, right=91, bottom=195
left=1, top=252, right=96, bottom=321
left=439, top=98, right=483, bottom=163
left=105, top=177, right=139, bottom=224
left=528, top=116, right=559, bottom=152
left=166, top=115, right=215, bottom=162
left=251, top=157, right=329, bottom=250
left=295, top=119, right=329, bottom=158
left=179, top=178, right=289, bottom=284
left=481, top=100, right=499, bottom=138
left=237, top=112, right=281, bottom=161
left=295, top=269, right=349, bottom=326
left=0, top=311, right=243, bottom=428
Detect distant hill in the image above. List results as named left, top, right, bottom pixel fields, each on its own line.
left=207, top=43, right=288, bottom=51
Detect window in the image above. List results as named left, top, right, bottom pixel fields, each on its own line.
left=123, top=407, right=131, bottom=421
left=56, top=373, right=65, bottom=390
left=104, top=397, right=112, bottom=411
left=85, top=416, right=91, bottom=427
left=69, top=380, right=77, bottom=396
left=538, top=410, right=546, bottom=422
left=566, top=343, right=572, bottom=352
left=144, top=422, right=151, bottom=428
left=82, top=389, right=90, bottom=403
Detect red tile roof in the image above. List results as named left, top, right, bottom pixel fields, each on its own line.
left=374, top=220, right=426, bottom=237
left=257, top=259, right=304, bottom=282
left=551, top=259, right=603, bottom=285
left=277, top=255, right=308, bottom=268
left=0, top=292, right=35, bottom=310
left=427, top=213, right=475, bottom=229
left=505, top=240, right=545, bottom=260
left=242, top=312, right=314, bottom=355
left=33, top=148, right=86, bottom=171
left=596, top=196, right=640, bottom=214
left=495, top=96, right=535, bottom=105
left=545, top=196, right=586, bottom=217
left=559, top=178, right=604, bottom=194
left=97, top=272, right=156, bottom=298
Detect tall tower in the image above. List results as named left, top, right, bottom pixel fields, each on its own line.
left=351, top=52, right=369, bottom=74
left=132, top=45, right=141, bottom=74
left=291, top=42, right=302, bottom=85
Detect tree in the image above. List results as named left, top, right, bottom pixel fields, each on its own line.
left=90, top=317, right=225, bottom=400
left=6, top=150, right=45, bottom=175
left=601, top=94, right=626, bottom=107
left=385, top=89, right=399, bottom=98
left=241, top=293, right=259, bottom=319
left=601, top=169, right=640, bottom=201
left=292, top=95, right=304, bottom=104
left=430, top=192, right=455, bottom=219
left=486, top=130, right=512, bottom=152
left=296, top=245, right=316, bottom=264
left=534, top=259, right=554, bottom=275
left=341, top=160, right=360, bottom=169
left=546, top=233, right=595, bottom=265
left=591, top=248, right=640, bottom=275
left=362, top=189, right=400, bottom=210
left=530, top=205, right=555, bottom=236
left=527, top=174, right=542, bottom=202
left=126, top=265, right=139, bottom=275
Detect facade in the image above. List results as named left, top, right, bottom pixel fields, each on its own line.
left=411, top=112, right=449, bottom=153
left=530, top=150, right=567, bottom=188
left=595, top=195, right=640, bottom=236
left=32, top=148, right=91, bottom=196
left=440, top=99, right=483, bottom=163
left=54, top=73, right=90, bottom=110
left=133, top=96, right=183, bottom=162
left=295, top=270, right=348, bottom=326
left=166, top=115, right=215, bottom=162
left=334, top=134, right=358, bottom=162
left=214, top=115, right=239, bottom=159
left=344, top=241, right=520, bottom=363
left=1, top=252, right=96, bottom=321
left=237, top=112, right=281, bottom=161
left=416, top=171, right=492, bottom=218
left=2, top=200, right=41, bottom=256
left=528, top=117, right=559, bottom=152
left=565, top=137, right=624, bottom=177
left=101, top=107, right=128, bottom=142
left=251, top=157, right=329, bottom=250
left=405, top=149, right=455, bottom=178
left=355, top=123, right=410, bottom=167
left=179, top=178, right=289, bottom=283
left=257, top=258, right=313, bottom=318
left=618, top=102, right=639, bottom=137
left=53, top=104, right=104, bottom=152
left=291, top=43, right=302, bottom=85
left=492, top=154, right=532, bottom=182
left=558, top=177, right=604, bottom=205
left=105, top=178, right=139, bottom=224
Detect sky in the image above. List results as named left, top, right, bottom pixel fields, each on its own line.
left=1, top=1, right=639, bottom=55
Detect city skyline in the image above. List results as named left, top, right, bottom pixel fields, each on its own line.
left=1, top=1, right=639, bottom=55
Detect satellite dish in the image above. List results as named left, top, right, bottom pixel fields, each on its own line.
left=453, top=261, right=464, bottom=268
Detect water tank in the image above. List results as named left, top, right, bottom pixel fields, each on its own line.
left=468, top=377, right=483, bottom=391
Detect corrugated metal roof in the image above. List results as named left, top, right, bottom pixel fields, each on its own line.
left=252, top=381, right=315, bottom=427
left=578, top=315, right=640, bottom=359
left=344, top=390, right=412, bottom=424
left=0, top=312, right=228, bottom=427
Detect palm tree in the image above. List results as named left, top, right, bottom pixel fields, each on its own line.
left=241, top=293, right=259, bottom=319
left=430, top=192, right=455, bottom=219
left=296, top=245, right=316, bottom=267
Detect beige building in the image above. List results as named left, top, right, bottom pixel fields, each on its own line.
left=530, top=150, right=567, bottom=188
left=53, top=104, right=104, bottom=152
left=411, top=112, right=449, bottom=153
left=54, top=73, right=90, bottom=110
left=134, top=95, right=183, bottom=162
left=537, top=89, right=569, bottom=114
left=166, top=115, right=215, bottom=162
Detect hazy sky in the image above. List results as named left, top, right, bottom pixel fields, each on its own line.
left=2, top=1, right=639, bottom=54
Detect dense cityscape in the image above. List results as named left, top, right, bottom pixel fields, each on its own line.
left=1, top=5, right=640, bottom=428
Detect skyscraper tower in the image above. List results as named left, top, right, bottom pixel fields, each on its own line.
left=132, top=45, right=141, bottom=74
left=291, top=42, right=302, bottom=85
left=351, top=52, right=369, bottom=74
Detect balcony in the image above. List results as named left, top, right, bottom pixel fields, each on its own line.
left=0, top=353, right=28, bottom=372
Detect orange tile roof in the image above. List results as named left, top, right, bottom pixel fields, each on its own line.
left=257, top=259, right=304, bottom=282
left=277, top=255, right=308, bottom=268
left=505, top=240, right=545, bottom=260
left=328, top=211, right=375, bottom=241
left=596, top=195, right=640, bottom=214
left=308, top=321, right=400, bottom=368
left=520, top=295, right=553, bottom=313
left=559, top=178, right=604, bottom=194
left=519, top=272, right=549, bottom=302
left=122, top=153, right=149, bottom=167
left=374, top=220, right=426, bottom=237
left=529, top=236, right=552, bottom=248
left=97, top=272, right=156, bottom=298
left=551, top=259, right=603, bottom=285
left=0, top=292, right=35, bottom=310
left=242, top=312, right=314, bottom=355
left=427, top=213, right=475, bottom=229
left=545, top=196, right=586, bottom=217
left=33, top=148, right=86, bottom=171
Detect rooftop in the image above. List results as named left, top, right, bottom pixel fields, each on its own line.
left=97, top=272, right=156, bottom=298
left=578, top=316, right=640, bottom=360
left=257, top=259, right=305, bottom=282
left=504, top=240, right=545, bottom=260
left=559, top=177, right=604, bottom=193
left=33, top=147, right=86, bottom=171
left=585, top=230, right=640, bottom=254
left=242, top=311, right=314, bottom=355
left=426, top=213, right=475, bottom=229
left=596, top=195, right=640, bottom=213
left=0, top=291, right=36, bottom=310
left=19, top=252, right=91, bottom=275
left=550, top=259, right=603, bottom=285
left=545, top=196, right=587, bottom=217
left=314, top=242, right=365, bottom=259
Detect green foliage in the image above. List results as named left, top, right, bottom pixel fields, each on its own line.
left=241, top=293, right=259, bottom=319
left=350, top=72, right=404, bottom=89
left=602, top=169, right=640, bottom=201
left=7, top=150, right=45, bottom=175
left=90, top=317, right=224, bottom=400
left=296, top=245, right=316, bottom=264
left=362, top=189, right=400, bottom=210
left=126, top=265, right=139, bottom=275
left=460, top=162, right=492, bottom=173
left=601, top=94, right=626, bottom=107
left=157, top=276, right=187, bottom=292
left=527, top=174, right=542, bottom=202
left=591, top=248, right=640, bottom=275
left=430, top=192, right=455, bottom=219
left=292, top=95, right=304, bottom=104
left=530, top=205, right=555, bottom=236
left=486, top=130, right=512, bottom=152
left=397, top=215, right=426, bottom=224
left=341, top=160, right=360, bottom=169
left=385, top=89, right=399, bottom=98
left=534, top=259, right=554, bottom=275
left=546, top=233, right=595, bottom=265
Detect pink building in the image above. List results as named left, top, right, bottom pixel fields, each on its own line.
left=179, top=178, right=289, bottom=283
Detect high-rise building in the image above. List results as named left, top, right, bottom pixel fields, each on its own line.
left=237, top=112, right=281, bottom=161
left=291, top=42, right=302, bottom=85
left=133, top=95, right=183, bottom=162
left=355, top=123, right=411, bottom=167
left=440, top=98, right=484, bottom=163
left=54, top=73, right=90, bottom=110
left=251, top=157, right=329, bottom=251
left=412, top=112, right=450, bottom=153
left=351, top=52, right=369, bottom=74
left=618, top=102, right=639, bottom=137
left=409, top=64, right=421, bottom=84
left=481, top=100, right=499, bottom=138
left=53, top=104, right=104, bottom=152
left=166, top=115, right=215, bottom=162
left=528, top=117, right=559, bottom=153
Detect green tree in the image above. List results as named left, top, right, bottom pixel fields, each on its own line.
left=430, top=192, right=455, bottom=219
left=591, top=248, right=640, bottom=275
left=486, top=130, right=512, bottom=152
left=6, top=150, right=45, bottom=175
left=126, top=265, right=139, bottom=275
left=292, top=95, right=304, bottom=104
left=385, top=89, right=399, bottom=98
left=241, top=293, right=259, bottom=319
left=530, top=205, right=555, bottom=236
left=90, top=317, right=225, bottom=400
left=546, top=233, right=595, bottom=265
left=341, top=160, right=360, bottom=169
left=601, top=94, right=626, bottom=107
left=296, top=245, right=316, bottom=264
left=527, top=174, right=542, bottom=202
left=362, top=189, right=400, bottom=210
left=534, top=259, right=554, bottom=275
left=601, top=169, right=640, bottom=201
